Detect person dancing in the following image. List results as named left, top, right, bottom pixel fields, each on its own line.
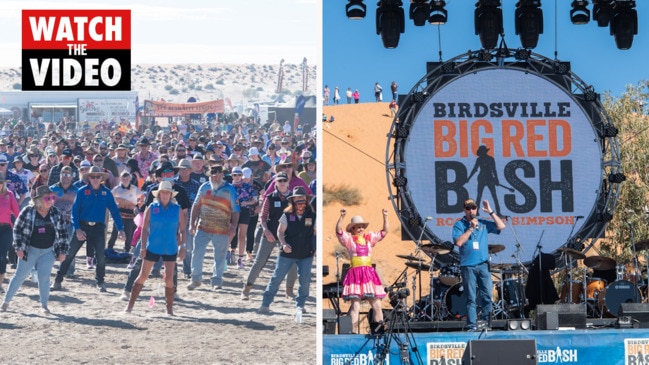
left=124, top=181, right=186, bottom=315
left=336, top=208, right=388, bottom=333
left=1, top=186, right=68, bottom=314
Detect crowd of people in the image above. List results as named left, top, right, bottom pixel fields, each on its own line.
left=0, top=114, right=317, bottom=320
left=323, top=81, right=398, bottom=106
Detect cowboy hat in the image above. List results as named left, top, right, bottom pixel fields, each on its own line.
left=289, top=186, right=310, bottom=200
left=152, top=180, right=178, bottom=198
left=87, top=166, right=109, bottom=180
left=345, top=215, right=370, bottom=233
left=33, top=185, right=54, bottom=200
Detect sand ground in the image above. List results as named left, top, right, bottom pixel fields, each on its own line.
left=0, top=243, right=316, bottom=365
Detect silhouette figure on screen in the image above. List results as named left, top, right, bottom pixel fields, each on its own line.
left=466, top=145, right=501, bottom=215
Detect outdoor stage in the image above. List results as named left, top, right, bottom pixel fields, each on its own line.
left=323, top=326, right=649, bottom=364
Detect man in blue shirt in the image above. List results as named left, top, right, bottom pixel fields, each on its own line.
left=51, top=166, right=125, bottom=292
left=453, top=198, right=506, bottom=331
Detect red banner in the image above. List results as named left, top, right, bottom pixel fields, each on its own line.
left=142, top=99, right=224, bottom=117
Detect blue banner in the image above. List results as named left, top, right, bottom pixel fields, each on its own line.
left=324, top=329, right=649, bottom=365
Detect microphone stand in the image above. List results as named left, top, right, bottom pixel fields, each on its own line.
left=535, top=230, right=545, bottom=307
left=414, top=217, right=432, bottom=302
left=334, top=251, right=343, bottom=330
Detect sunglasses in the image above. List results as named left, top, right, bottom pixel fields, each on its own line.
left=294, top=199, right=307, bottom=204
left=277, top=179, right=288, bottom=183
left=465, top=206, right=477, bottom=210
left=44, top=195, right=56, bottom=202
left=39, top=169, right=48, bottom=173
left=89, top=175, right=102, bottom=179
left=232, top=173, right=242, bottom=176
left=61, top=173, right=73, bottom=177
left=176, top=149, right=186, bottom=152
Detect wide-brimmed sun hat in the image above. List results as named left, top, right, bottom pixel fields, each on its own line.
left=152, top=180, right=178, bottom=198
left=346, top=215, right=370, bottom=233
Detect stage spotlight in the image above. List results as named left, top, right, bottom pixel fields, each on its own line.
left=429, top=1, right=448, bottom=25
left=570, top=1, right=590, bottom=24
left=408, top=215, right=421, bottom=227
left=507, top=319, right=532, bottom=330
left=608, top=172, right=626, bottom=183
left=474, top=0, right=503, bottom=49
left=477, top=49, right=493, bottom=62
left=515, top=0, right=543, bottom=49
left=393, top=175, right=408, bottom=187
left=610, top=0, right=637, bottom=50
left=409, top=0, right=429, bottom=26
left=441, top=61, right=456, bottom=73
left=412, top=91, right=427, bottom=102
left=584, top=86, right=598, bottom=101
left=592, top=0, right=613, bottom=27
left=376, top=0, right=406, bottom=48
left=515, top=48, right=531, bottom=60
left=603, top=124, right=618, bottom=137
left=346, top=0, right=367, bottom=19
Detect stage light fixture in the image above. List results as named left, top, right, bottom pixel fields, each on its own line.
left=429, top=1, right=448, bottom=25
left=507, top=319, right=532, bottom=330
left=474, top=0, right=503, bottom=49
left=409, top=0, right=429, bottom=26
left=515, top=0, right=543, bottom=49
left=610, top=0, right=637, bottom=50
left=603, top=124, right=618, bottom=137
left=608, top=172, right=626, bottom=183
left=413, top=91, right=427, bottom=102
left=477, top=49, right=493, bottom=61
left=515, top=48, right=531, bottom=60
left=592, top=0, right=613, bottom=27
left=346, top=0, right=367, bottom=19
left=408, top=215, right=421, bottom=227
left=395, top=126, right=410, bottom=138
left=598, top=212, right=613, bottom=222
left=584, top=86, right=598, bottom=101
left=441, top=61, right=456, bottom=73
left=570, top=1, right=590, bottom=24
left=376, top=0, right=406, bottom=49
left=393, top=175, right=408, bottom=187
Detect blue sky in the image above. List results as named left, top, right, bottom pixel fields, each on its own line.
left=324, top=1, right=648, bottom=99
left=0, top=0, right=319, bottom=67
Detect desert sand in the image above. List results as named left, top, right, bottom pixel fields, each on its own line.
left=322, top=102, right=430, bottom=333
left=0, top=246, right=316, bottom=364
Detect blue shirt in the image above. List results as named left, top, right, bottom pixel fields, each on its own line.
left=147, top=201, right=181, bottom=255
left=453, top=217, right=500, bottom=267
left=4, top=170, right=28, bottom=198
left=71, top=184, right=124, bottom=231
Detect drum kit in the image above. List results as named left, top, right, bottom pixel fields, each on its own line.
left=389, top=237, right=649, bottom=323
left=391, top=242, right=529, bottom=322
left=557, top=241, right=649, bottom=319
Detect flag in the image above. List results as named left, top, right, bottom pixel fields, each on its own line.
left=293, top=95, right=306, bottom=131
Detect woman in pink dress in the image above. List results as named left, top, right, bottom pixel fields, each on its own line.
left=336, top=208, right=389, bottom=333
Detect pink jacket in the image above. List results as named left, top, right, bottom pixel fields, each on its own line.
left=0, top=191, right=20, bottom=227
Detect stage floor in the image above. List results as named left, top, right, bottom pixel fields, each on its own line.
left=324, top=326, right=649, bottom=364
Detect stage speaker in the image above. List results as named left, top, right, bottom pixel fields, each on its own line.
left=462, top=339, right=537, bottom=364
left=619, top=303, right=649, bottom=328
left=536, top=304, right=586, bottom=330
left=338, top=315, right=353, bottom=334
left=323, top=309, right=337, bottom=334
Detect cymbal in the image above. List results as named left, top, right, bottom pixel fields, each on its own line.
left=557, top=247, right=586, bottom=260
left=396, top=254, right=424, bottom=261
left=635, top=239, right=649, bottom=252
left=421, top=243, right=452, bottom=255
left=405, top=261, right=431, bottom=271
left=584, top=255, right=616, bottom=270
left=488, top=244, right=505, bottom=254
left=491, top=263, right=513, bottom=270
